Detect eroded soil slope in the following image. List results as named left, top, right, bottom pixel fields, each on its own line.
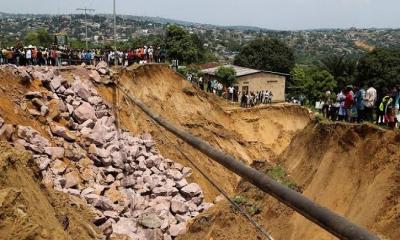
left=0, top=65, right=214, bottom=239
left=182, top=122, right=400, bottom=240
left=96, top=64, right=311, bottom=202
left=281, top=123, right=400, bottom=240
left=7, top=63, right=388, bottom=240
left=0, top=142, right=98, bottom=240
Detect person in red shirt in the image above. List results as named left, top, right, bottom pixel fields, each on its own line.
left=32, top=48, right=38, bottom=65
left=344, top=85, right=354, bottom=122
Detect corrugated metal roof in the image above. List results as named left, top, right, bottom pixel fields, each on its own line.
left=201, top=65, right=289, bottom=77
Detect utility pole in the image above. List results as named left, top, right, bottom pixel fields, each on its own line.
left=76, top=7, right=95, bottom=49
left=113, top=0, right=118, bottom=66
left=113, top=0, right=117, bottom=50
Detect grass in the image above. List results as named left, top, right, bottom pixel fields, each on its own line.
left=233, top=195, right=249, bottom=205
left=230, top=165, right=299, bottom=216
left=267, top=165, right=299, bottom=190
left=232, top=195, right=261, bottom=216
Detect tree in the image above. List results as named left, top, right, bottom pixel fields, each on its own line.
left=290, top=64, right=306, bottom=87
left=70, top=38, right=87, bottom=49
left=319, top=54, right=357, bottom=89
left=305, top=69, right=336, bottom=103
left=36, top=29, right=53, bottom=46
left=287, top=64, right=308, bottom=98
left=24, top=28, right=53, bottom=47
left=177, top=65, right=201, bottom=78
left=164, top=25, right=201, bottom=64
left=25, top=31, right=39, bottom=46
left=234, top=38, right=295, bottom=73
left=215, top=66, right=236, bottom=86
left=357, top=47, right=400, bottom=94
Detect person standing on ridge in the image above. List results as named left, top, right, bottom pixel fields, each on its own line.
left=363, top=84, right=377, bottom=122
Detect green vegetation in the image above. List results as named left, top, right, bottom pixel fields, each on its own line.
left=24, top=28, right=53, bottom=47
left=288, top=47, right=400, bottom=103
left=357, top=47, right=400, bottom=94
left=267, top=165, right=298, bottom=190
left=128, top=35, right=164, bottom=49
left=165, top=25, right=215, bottom=64
left=215, top=66, right=236, bottom=86
left=234, top=37, right=295, bottom=73
left=305, top=69, right=336, bottom=103
left=289, top=65, right=336, bottom=103
left=319, top=54, right=357, bottom=89
left=232, top=195, right=262, bottom=216
left=176, top=65, right=202, bottom=77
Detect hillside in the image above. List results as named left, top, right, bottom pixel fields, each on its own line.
left=1, top=13, right=400, bottom=63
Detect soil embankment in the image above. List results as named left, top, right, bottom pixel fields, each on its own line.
left=0, top=64, right=214, bottom=239
left=0, top=142, right=98, bottom=240
left=99, top=64, right=399, bottom=239
left=182, top=122, right=400, bottom=240
left=96, top=64, right=311, bottom=202
left=1, top=63, right=398, bottom=240
left=280, top=123, right=400, bottom=240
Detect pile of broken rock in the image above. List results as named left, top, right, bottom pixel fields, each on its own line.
left=0, top=65, right=212, bottom=240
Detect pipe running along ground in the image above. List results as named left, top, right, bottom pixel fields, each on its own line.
left=116, top=84, right=380, bottom=240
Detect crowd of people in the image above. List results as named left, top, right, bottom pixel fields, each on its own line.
left=316, top=84, right=400, bottom=129
left=240, top=90, right=273, bottom=108
left=187, top=74, right=225, bottom=96
left=186, top=73, right=273, bottom=107
left=0, top=46, right=167, bottom=67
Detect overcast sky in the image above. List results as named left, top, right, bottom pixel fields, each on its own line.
left=0, top=0, right=399, bottom=30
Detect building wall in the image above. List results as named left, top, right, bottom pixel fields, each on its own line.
left=233, top=72, right=286, bottom=102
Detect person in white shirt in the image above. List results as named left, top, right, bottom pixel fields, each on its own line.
left=217, top=83, right=223, bottom=96
left=228, top=86, right=234, bottom=101
left=148, top=46, right=154, bottom=62
left=263, top=90, right=268, bottom=104
left=363, top=85, right=377, bottom=122
left=26, top=49, right=32, bottom=65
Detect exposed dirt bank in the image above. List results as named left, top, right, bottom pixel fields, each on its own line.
left=95, top=64, right=311, bottom=203
left=3, top=64, right=396, bottom=240
left=0, top=142, right=98, bottom=240
left=182, top=122, right=400, bottom=240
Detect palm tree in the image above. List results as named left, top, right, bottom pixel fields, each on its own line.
left=319, top=54, right=357, bottom=88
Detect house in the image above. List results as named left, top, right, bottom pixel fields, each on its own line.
left=201, top=65, right=288, bottom=102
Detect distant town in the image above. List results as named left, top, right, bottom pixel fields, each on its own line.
left=0, top=12, right=399, bottom=64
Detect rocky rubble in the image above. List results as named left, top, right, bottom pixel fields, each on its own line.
left=1, top=61, right=114, bottom=86
left=1, top=66, right=212, bottom=240
left=2, top=64, right=33, bottom=83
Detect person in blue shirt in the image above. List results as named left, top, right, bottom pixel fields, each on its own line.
left=395, top=85, right=400, bottom=128
left=354, top=85, right=366, bottom=123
